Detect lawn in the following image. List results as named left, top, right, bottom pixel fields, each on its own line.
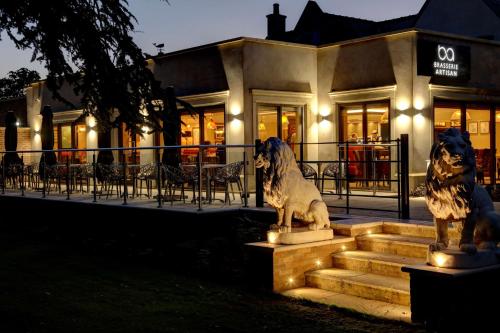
left=0, top=227, right=425, bottom=333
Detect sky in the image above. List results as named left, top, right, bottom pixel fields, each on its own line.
left=0, top=0, right=426, bottom=77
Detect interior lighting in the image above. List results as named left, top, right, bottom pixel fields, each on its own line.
left=281, top=115, right=289, bottom=125
left=207, top=118, right=217, bottom=130
left=258, top=120, right=266, bottom=131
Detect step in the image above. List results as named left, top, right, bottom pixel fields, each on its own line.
left=356, top=234, right=434, bottom=258
left=282, top=287, right=411, bottom=323
left=332, top=251, right=425, bottom=280
left=305, top=268, right=410, bottom=306
left=382, top=222, right=436, bottom=238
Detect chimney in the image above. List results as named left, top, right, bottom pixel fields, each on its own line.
left=266, top=3, right=287, bottom=40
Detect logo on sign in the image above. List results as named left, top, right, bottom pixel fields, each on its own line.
left=433, top=45, right=458, bottom=77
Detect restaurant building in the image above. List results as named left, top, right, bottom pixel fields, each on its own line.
left=22, top=0, right=500, bottom=189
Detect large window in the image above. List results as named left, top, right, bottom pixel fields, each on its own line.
left=434, top=100, right=498, bottom=184
left=120, top=125, right=141, bottom=164
left=339, top=101, right=390, bottom=143
left=257, top=104, right=303, bottom=157
left=56, top=122, right=87, bottom=163
left=175, top=106, right=225, bottom=164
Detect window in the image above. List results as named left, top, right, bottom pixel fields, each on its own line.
left=257, top=104, right=303, bottom=157
left=120, top=124, right=141, bottom=164
left=339, top=101, right=390, bottom=143
left=56, top=122, right=87, bottom=163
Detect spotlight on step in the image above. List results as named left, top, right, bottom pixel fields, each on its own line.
left=315, top=259, right=322, bottom=267
left=288, top=277, right=294, bottom=285
left=341, top=245, right=346, bottom=251
left=367, top=230, right=372, bottom=235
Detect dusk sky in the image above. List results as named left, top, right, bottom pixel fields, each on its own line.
left=0, top=0, right=426, bottom=77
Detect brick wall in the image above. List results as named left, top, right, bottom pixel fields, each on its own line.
left=0, top=127, right=33, bottom=163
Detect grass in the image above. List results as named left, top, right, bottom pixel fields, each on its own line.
left=0, top=227, right=426, bottom=333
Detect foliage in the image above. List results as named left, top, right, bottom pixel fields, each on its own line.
left=0, top=0, right=166, bottom=133
left=0, top=67, right=40, bottom=100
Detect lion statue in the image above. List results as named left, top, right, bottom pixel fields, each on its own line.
left=425, top=128, right=500, bottom=254
left=254, top=137, right=331, bottom=233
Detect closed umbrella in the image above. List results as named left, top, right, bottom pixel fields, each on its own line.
left=3, top=110, right=22, bottom=169
left=39, top=105, right=57, bottom=177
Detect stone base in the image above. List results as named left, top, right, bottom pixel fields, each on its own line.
left=427, top=246, right=500, bottom=269
left=267, top=228, right=334, bottom=245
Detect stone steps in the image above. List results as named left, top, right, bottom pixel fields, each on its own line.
left=305, top=268, right=410, bottom=306
left=282, top=287, right=411, bottom=323
left=332, top=251, right=424, bottom=280
left=356, top=233, right=434, bottom=258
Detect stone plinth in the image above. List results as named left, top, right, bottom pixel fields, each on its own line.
left=245, top=237, right=356, bottom=292
left=402, top=263, right=500, bottom=331
left=267, top=228, right=333, bottom=245
left=427, top=247, right=500, bottom=269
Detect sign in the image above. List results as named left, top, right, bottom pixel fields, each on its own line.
left=417, top=39, right=471, bottom=82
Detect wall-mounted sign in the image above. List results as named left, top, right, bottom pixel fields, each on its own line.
left=417, top=39, right=471, bottom=83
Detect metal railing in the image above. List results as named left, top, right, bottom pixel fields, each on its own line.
left=255, top=134, right=410, bottom=219
left=0, top=144, right=254, bottom=211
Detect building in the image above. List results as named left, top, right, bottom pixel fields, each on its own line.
left=22, top=0, right=500, bottom=189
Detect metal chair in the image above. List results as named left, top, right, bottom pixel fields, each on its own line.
left=210, top=161, right=244, bottom=205
left=136, top=163, right=156, bottom=198
left=321, top=162, right=341, bottom=194
left=299, top=163, right=318, bottom=187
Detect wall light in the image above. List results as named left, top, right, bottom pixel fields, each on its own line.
left=15, top=121, right=20, bottom=127
left=319, top=105, right=331, bottom=117
left=397, top=98, right=411, bottom=112
left=231, top=103, right=242, bottom=116
left=34, top=129, right=41, bottom=135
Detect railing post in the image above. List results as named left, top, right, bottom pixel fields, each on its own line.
left=92, top=153, right=97, bottom=203
left=20, top=155, right=25, bottom=197
left=255, top=139, right=264, bottom=208
left=156, top=148, right=162, bottom=208
left=42, top=153, right=46, bottom=198
left=197, top=149, right=202, bottom=211
left=122, top=153, right=128, bottom=205
left=1, top=153, right=4, bottom=195
left=400, top=134, right=410, bottom=219
left=243, top=150, right=248, bottom=208
left=345, top=141, right=350, bottom=215
left=66, top=156, right=70, bottom=200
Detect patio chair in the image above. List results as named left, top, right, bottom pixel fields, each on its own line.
left=162, top=165, right=191, bottom=205
left=210, top=161, right=244, bottom=205
left=320, top=162, right=341, bottom=194
left=136, top=163, right=156, bottom=198
left=74, top=164, right=93, bottom=193
left=97, top=164, right=123, bottom=199
left=299, top=163, right=318, bottom=187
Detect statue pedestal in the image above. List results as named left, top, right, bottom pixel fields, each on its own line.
left=427, top=246, right=500, bottom=269
left=267, top=228, right=333, bottom=245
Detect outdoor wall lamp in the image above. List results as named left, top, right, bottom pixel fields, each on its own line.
left=34, top=129, right=41, bottom=135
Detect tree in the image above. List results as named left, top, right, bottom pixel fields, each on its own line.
left=0, top=0, right=161, bottom=133
left=0, top=0, right=194, bottom=166
left=0, top=67, right=40, bottom=100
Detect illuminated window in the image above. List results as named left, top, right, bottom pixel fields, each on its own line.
left=257, top=104, right=303, bottom=157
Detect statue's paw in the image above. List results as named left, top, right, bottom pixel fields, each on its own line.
left=308, top=224, right=318, bottom=231
left=429, top=242, right=448, bottom=252
left=270, top=224, right=280, bottom=231
left=478, top=241, right=497, bottom=251
left=459, top=243, right=477, bottom=254
left=279, top=226, right=291, bottom=233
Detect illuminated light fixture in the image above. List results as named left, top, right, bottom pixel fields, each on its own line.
left=15, top=121, right=20, bottom=127
left=367, top=109, right=387, bottom=113
left=435, top=253, right=446, bottom=267
left=281, top=115, right=289, bottom=125
left=78, top=126, right=86, bottom=132
left=207, top=118, right=217, bottom=130
left=267, top=231, right=279, bottom=244
left=141, top=126, right=151, bottom=133
left=450, top=111, right=471, bottom=121
left=347, top=110, right=363, bottom=114
left=367, top=230, right=372, bottom=235
left=288, top=277, right=294, bottom=284
left=341, top=245, right=346, bottom=251
left=315, top=259, right=322, bottom=267
left=34, top=129, right=41, bottom=135
left=258, top=120, right=266, bottom=131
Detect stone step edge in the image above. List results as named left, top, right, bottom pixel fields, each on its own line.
left=306, top=270, right=410, bottom=295
left=282, top=287, right=412, bottom=323
left=333, top=252, right=424, bottom=268
left=357, top=234, right=433, bottom=248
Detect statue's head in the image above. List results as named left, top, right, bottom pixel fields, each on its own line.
left=436, top=128, right=474, bottom=171
left=254, top=137, right=282, bottom=169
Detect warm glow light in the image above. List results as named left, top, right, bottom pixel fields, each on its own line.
left=397, top=98, right=411, bottom=111
left=207, top=118, right=217, bottom=130
left=141, top=126, right=150, bottom=133
left=315, top=259, right=322, bottom=267
left=414, top=113, right=425, bottom=129
left=341, top=245, right=346, bottom=251
left=319, top=105, right=331, bottom=117
left=347, top=110, right=363, bottom=114
left=15, top=121, right=20, bottom=127
left=396, top=114, right=411, bottom=128
left=435, top=253, right=446, bottom=267
left=231, top=104, right=242, bottom=116
left=267, top=231, right=279, bottom=244
left=288, top=277, right=294, bottom=284
left=367, top=230, right=372, bottom=235
left=414, top=97, right=425, bottom=111
left=281, top=115, right=289, bottom=125
left=258, top=120, right=266, bottom=131
left=88, top=117, right=96, bottom=128
left=319, top=119, right=331, bottom=131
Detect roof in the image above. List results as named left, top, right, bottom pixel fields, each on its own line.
left=483, top=0, right=500, bottom=17
left=273, top=0, right=419, bottom=45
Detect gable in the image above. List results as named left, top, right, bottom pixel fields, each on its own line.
left=416, top=0, right=500, bottom=40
